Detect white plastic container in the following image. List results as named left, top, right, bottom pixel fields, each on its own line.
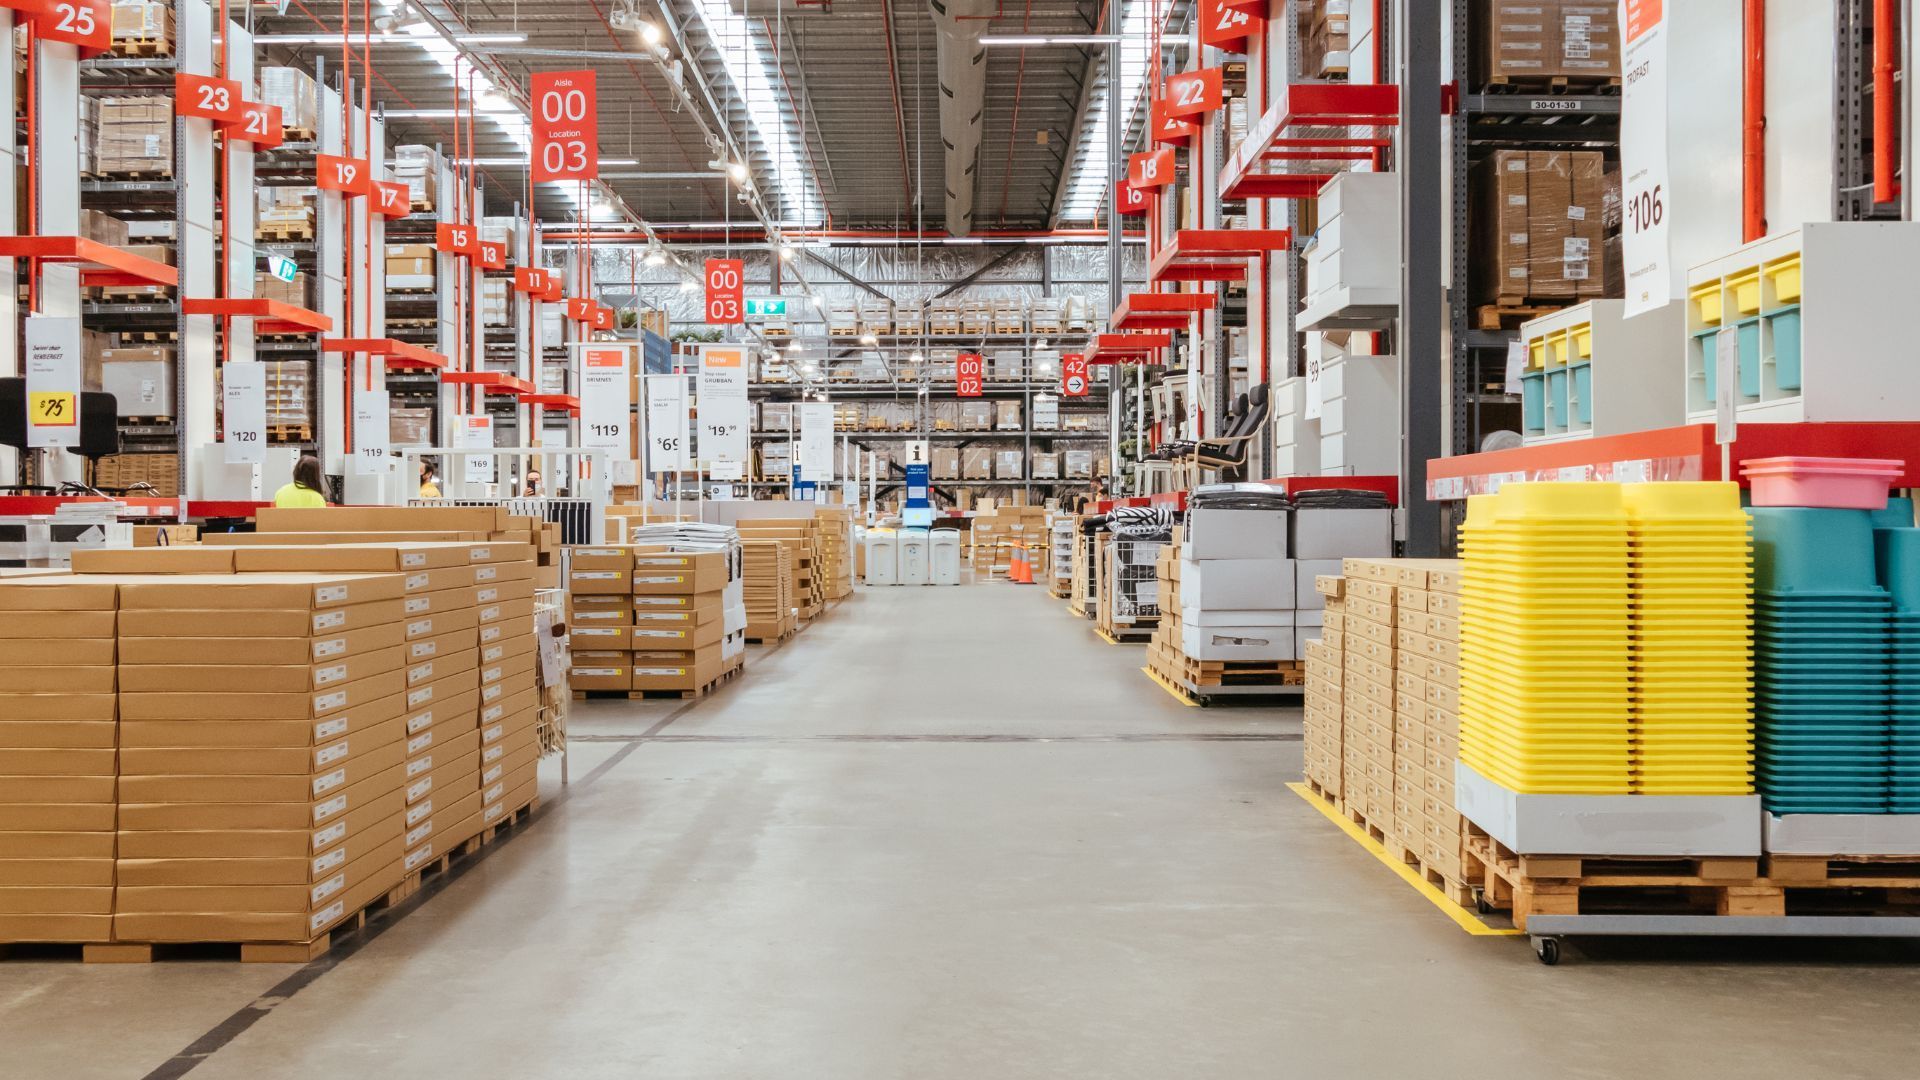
left=929, top=531, right=962, bottom=585
left=864, top=531, right=899, bottom=586
left=897, top=530, right=930, bottom=585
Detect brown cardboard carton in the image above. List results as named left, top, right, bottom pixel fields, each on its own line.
left=568, top=568, right=630, bottom=595
left=69, top=547, right=236, bottom=573
left=1480, top=1, right=1552, bottom=84
left=1528, top=150, right=1575, bottom=299
left=0, top=721, right=117, bottom=749
left=231, top=542, right=473, bottom=573
left=401, top=586, right=477, bottom=618
left=0, top=639, right=116, bottom=667
left=568, top=546, right=635, bottom=571
left=254, top=505, right=507, bottom=533
left=1472, top=149, right=1533, bottom=303
left=0, top=667, right=115, bottom=693
left=0, top=579, right=118, bottom=610
left=115, top=573, right=403, bottom=610
left=0, top=610, right=116, bottom=638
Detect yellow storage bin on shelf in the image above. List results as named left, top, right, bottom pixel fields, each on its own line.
left=1529, top=335, right=1549, bottom=370
left=1690, top=280, right=1724, bottom=327
left=1569, top=323, right=1593, bottom=363
left=1727, top=268, right=1763, bottom=317
left=1764, top=253, right=1802, bottom=306
left=1623, top=482, right=1754, bottom=796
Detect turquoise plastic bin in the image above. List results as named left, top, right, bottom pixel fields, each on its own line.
left=1749, top=507, right=1880, bottom=592
left=1695, top=329, right=1721, bottom=404
left=1737, top=316, right=1763, bottom=398
left=1872, top=496, right=1916, bottom=531
left=1769, top=307, right=1803, bottom=391
left=1546, top=368, right=1570, bottom=429
left=1875, top=527, right=1920, bottom=611
left=1571, top=362, right=1592, bottom=424
left=1520, top=370, right=1546, bottom=433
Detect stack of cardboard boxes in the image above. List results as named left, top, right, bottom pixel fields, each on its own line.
left=733, top=520, right=824, bottom=619
left=256, top=189, right=316, bottom=240
left=1472, top=149, right=1608, bottom=305
left=474, top=545, right=541, bottom=830
left=92, top=452, right=179, bottom=497
left=741, top=539, right=796, bottom=642
left=1476, top=1, right=1620, bottom=87
left=1306, top=558, right=1470, bottom=896
left=108, top=0, right=173, bottom=54
left=94, top=97, right=172, bottom=176
left=394, top=145, right=439, bottom=212
left=259, top=66, right=319, bottom=136
left=814, top=508, right=856, bottom=600
left=386, top=244, right=436, bottom=292
left=567, top=548, right=736, bottom=694
left=0, top=578, right=119, bottom=944
left=112, top=571, right=410, bottom=953
left=1301, top=0, right=1350, bottom=77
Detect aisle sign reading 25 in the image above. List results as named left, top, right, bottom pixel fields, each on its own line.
left=36, top=0, right=110, bottom=52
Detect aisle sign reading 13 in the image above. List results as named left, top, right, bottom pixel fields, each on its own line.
left=532, top=71, right=599, bottom=183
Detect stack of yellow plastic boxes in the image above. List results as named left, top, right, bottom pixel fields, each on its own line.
left=1459, top=483, right=1633, bottom=794
left=1624, top=483, right=1755, bottom=794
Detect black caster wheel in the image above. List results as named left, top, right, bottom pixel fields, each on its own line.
left=1476, top=894, right=1493, bottom=916
left=1534, top=938, right=1562, bottom=966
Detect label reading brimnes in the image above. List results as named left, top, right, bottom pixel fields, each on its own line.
left=312, top=847, right=347, bottom=876
left=406, top=573, right=430, bottom=591
left=313, top=610, right=346, bottom=631
left=312, top=767, right=348, bottom=796
left=313, top=794, right=349, bottom=824
left=406, top=597, right=430, bottom=614
left=311, top=900, right=345, bottom=933
left=314, top=637, right=347, bottom=658
left=316, top=585, right=348, bottom=604
left=315, top=740, right=349, bottom=767
left=311, top=820, right=347, bottom=851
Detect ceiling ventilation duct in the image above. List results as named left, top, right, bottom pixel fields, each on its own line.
left=930, top=0, right=994, bottom=236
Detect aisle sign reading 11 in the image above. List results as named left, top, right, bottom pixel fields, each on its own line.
left=531, top=71, right=598, bottom=183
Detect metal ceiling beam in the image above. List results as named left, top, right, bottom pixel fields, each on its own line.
left=800, top=249, right=892, bottom=301
left=933, top=243, right=1030, bottom=298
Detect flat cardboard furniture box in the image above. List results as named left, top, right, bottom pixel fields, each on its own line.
left=255, top=506, right=510, bottom=534
left=70, top=547, right=237, bottom=574
left=631, top=552, right=726, bottom=595
left=1291, top=508, right=1395, bottom=560
left=1183, top=508, right=1289, bottom=560
left=1178, top=557, right=1296, bottom=610
left=630, top=643, right=725, bottom=691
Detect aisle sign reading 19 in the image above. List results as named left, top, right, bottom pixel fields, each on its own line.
left=705, top=258, right=744, bottom=325
left=531, top=71, right=598, bottom=183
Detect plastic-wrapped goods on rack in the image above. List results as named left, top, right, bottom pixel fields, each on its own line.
left=1032, top=452, right=1060, bottom=480
left=100, top=347, right=174, bottom=418
left=253, top=270, right=310, bottom=309
left=81, top=209, right=127, bottom=248
left=994, top=448, right=1025, bottom=481
left=761, top=402, right=792, bottom=432
left=991, top=350, right=1023, bottom=382
left=961, top=446, right=993, bottom=481
left=994, top=400, right=1021, bottom=431
left=393, top=145, right=440, bottom=212
left=257, top=188, right=315, bottom=242
left=94, top=97, right=172, bottom=177
left=927, top=401, right=959, bottom=431
left=1063, top=450, right=1094, bottom=480
left=261, top=361, right=314, bottom=428
left=931, top=447, right=960, bottom=480
left=959, top=402, right=993, bottom=432
left=110, top=0, right=174, bottom=57
left=259, top=66, right=319, bottom=138
left=481, top=280, right=512, bottom=327
left=1471, top=149, right=1608, bottom=305
left=895, top=302, right=924, bottom=335
left=386, top=243, right=435, bottom=292
left=389, top=408, right=434, bottom=447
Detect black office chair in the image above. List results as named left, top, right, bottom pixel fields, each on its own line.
left=0, top=377, right=122, bottom=493
left=1155, top=391, right=1255, bottom=461
left=1195, top=384, right=1270, bottom=480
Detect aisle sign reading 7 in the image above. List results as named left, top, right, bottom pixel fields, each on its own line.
left=956, top=353, right=984, bottom=397
left=1129, top=148, right=1175, bottom=189
left=175, top=74, right=243, bottom=122
left=531, top=71, right=598, bottom=183
left=37, top=0, right=109, bottom=52
left=704, top=258, right=744, bottom=325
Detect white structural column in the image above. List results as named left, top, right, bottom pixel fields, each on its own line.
left=433, top=150, right=460, bottom=452
left=33, top=30, right=83, bottom=485
left=315, top=75, right=348, bottom=476
left=0, top=10, right=18, bottom=482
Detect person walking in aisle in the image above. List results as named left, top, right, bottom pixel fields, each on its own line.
left=419, top=461, right=441, bottom=498
left=273, top=453, right=330, bottom=508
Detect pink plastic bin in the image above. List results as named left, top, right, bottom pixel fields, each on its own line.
left=1741, top=456, right=1905, bottom=510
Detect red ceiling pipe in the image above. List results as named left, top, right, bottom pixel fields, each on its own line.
left=1876, top=0, right=1901, bottom=204
left=1743, top=0, right=1767, bottom=241
left=874, top=2, right=915, bottom=214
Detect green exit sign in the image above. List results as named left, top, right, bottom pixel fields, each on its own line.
left=745, top=297, right=786, bottom=318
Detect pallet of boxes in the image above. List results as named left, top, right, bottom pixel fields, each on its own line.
left=1302, top=557, right=1472, bottom=906
left=567, top=546, right=740, bottom=698
left=741, top=540, right=797, bottom=643
left=813, top=508, right=856, bottom=600
left=732, top=519, right=826, bottom=621
left=1145, top=503, right=1304, bottom=700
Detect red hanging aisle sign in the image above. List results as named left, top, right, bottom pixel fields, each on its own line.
left=565, top=297, right=596, bottom=323
left=1114, top=179, right=1149, bottom=216
left=1061, top=353, right=1090, bottom=397
left=1163, top=68, right=1225, bottom=119
left=38, top=0, right=109, bottom=53
left=956, top=353, right=984, bottom=397
left=530, top=70, right=598, bottom=183
left=514, top=267, right=553, bottom=294
left=1129, top=148, right=1176, bottom=189
left=475, top=240, right=508, bottom=271
left=591, top=303, right=617, bottom=332
left=175, top=73, right=243, bottom=122
left=372, top=181, right=410, bottom=218
left=224, top=102, right=284, bottom=149
left=317, top=155, right=370, bottom=196
left=704, top=258, right=744, bottom=324
left=1151, top=99, right=1198, bottom=145
left=435, top=222, right=478, bottom=256
left=1199, top=0, right=1264, bottom=51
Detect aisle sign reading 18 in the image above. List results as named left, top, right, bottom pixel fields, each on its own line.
left=531, top=71, right=598, bottom=183
left=705, top=258, right=744, bottom=325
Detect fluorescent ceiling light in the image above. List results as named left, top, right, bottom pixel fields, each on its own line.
left=253, top=33, right=527, bottom=44
left=640, top=21, right=665, bottom=46
left=679, top=279, right=697, bottom=291
left=385, top=108, right=524, bottom=119
left=1060, top=2, right=1156, bottom=223
left=690, top=0, right=824, bottom=226
left=980, top=35, right=1120, bottom=46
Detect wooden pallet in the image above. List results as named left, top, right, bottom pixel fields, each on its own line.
left=744, top=628, right=796, bottom=645
left=267, top=424, right=314, bottom=442
left=1172, top=656, right=1306, bottom=689
left=0, top=802, right=543, bottom=965
left=118, top=415, right=174, bottom=425
left=573, top=661, right=744, bottom=701
left=1476, top=301, right=1567, bottom=331
left=110, top=37, right=175, bottom=58
left=257, top=221, right=315, bottom=242
left=95, top=287, right=175, bottom=302
left=94, top=167, right=173, bottom=181
left=120, top=329, right=178, bottom=343
left=388, top=284, right=438, bottom=295
left=1465, top=829, right=1920, bottom=930
left=1484, top=74, right=1622, bottom=95
left=283, top=126, right=318, bottom=143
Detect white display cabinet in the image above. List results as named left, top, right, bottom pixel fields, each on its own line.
left=1684, top=223, right=1920, bottom=424
left=1319, top=354, right=1398, bottom=477
left=1298, top=172, right=1400, bottom=332
left=1271, top=376, right=1321, bottom=477
left=1518, top=300, right=1685, bottom=445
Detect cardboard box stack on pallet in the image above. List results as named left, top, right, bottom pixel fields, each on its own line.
left=1304, top=558, right=1471, bottom=902
left=214, top=505, right=561, bottom=591
left=741, top=540, right=797, bottom=642
left=1144, top=539, right=1185, bottom=681
left=813, top=509, right=856, bottom=600
left=566, top=547, right=736, bottom=695
left=0, top=578, right=119, bottom=945
left=970, top=504, right=1048, bottom=577
left=1472, top=148, right=1608, bottom=307
left=733, top=520, right=825, bottom=619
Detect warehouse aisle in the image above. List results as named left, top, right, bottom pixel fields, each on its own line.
left=9, top=583, right=1920, bottom=1080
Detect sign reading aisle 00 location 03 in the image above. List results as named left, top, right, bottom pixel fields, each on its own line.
left=1061, top=352, right=1089, bottom=397
left=1129, top=147, right=1175, bottom=190
left=705, top=258, right=744, bottom=325
left=956, top=352, right=984, bottom=397
left=531, top=70, right=598, bottom=183
left=37, top=0, right=110, bottom=52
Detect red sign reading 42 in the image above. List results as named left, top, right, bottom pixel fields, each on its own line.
left=531, top=71, right=598, bottom=183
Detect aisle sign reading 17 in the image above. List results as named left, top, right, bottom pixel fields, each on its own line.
left=531, top=71, right=598, bottom=183
left=705, top=258, right=744, bottom=325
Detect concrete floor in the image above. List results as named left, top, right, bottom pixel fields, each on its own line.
left=6, top=582, right=1920, bottom=1079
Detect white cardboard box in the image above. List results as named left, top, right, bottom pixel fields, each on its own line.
left=1180, top=606, right=1291, bottom=628
left=1455, top=762, right=1761, bottom=856
left=1294, top=559, right=1343, bottom=610
left=1179, top=557, right=1295, bottom=610
left=1182, top=621, right=1295, bottom=662
left=1292, top=508, right=1394, bottom=560
left=1183, top=508, right=1289, bottom=560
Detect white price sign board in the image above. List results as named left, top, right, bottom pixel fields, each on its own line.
left=24, top=316, right=82, bottom=449
left=645, top=374, right=691, bottom=472
left=352, top=389, right=391, bottom=476
left=222, top=362, right=267, bottom=464
left=797, top=401, right=834, bottom=482
left=1618, top=0, right=1672, bottom=317
left=1714, top=327, right=1739, bottom=446
left=1304, top=332, right=1323, bottom=421
left=697, top=344, right=751, bottom=475
left=459, top=415, right=495, bottom=483
left=902, top=440, right=931, bottom=467
left=578, top=344, right=632, bottom=454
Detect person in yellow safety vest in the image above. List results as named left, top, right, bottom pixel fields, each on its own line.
left=419, top=461, right=442, bottom=499
left=272, top=453, right=330, bottom=508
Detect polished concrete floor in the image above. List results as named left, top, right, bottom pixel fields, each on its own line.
left=7, top=582, right=1920, bottom=1079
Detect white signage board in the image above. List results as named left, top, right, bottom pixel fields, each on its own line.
left=1304, top=332, right=1324, bottom=421
left=352, top=389, right=391, bottom=475
left=578, top=344, right=632, bottom=454
left=645, top=373, right=692, bottom=472
left=24, top=316, right=82, bottom=449
left=459, top=414, right=495, bottom=483
left=222, top=362, right=267, bottom=464
left=797, top=401, right=835, bottom=482
left=1618, top=0, right=1672, bottom=317
left=1714, top=327, right=1739, bottom=446
left=698, top=344, right=751, bottom=475
left=902, top=440, right=931, bottom=467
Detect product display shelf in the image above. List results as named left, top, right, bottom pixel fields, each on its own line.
left=1519, top=301, right=1686, bottom=444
